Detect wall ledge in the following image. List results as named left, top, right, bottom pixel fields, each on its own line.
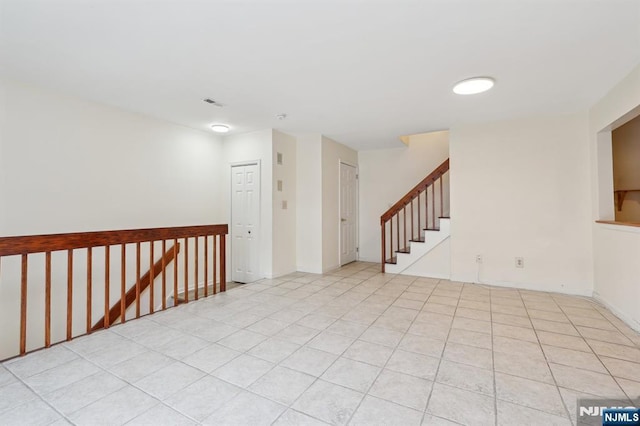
left=596, top=220, right=640, bottom=234
left=596, top=220, right=640, bottom=228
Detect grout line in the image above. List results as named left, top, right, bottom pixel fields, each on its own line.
left=3, top=262, right=639, bottom=425
left=343, top=273, right=425, bottom=425
left=489, top=284, right=498, bottom=426
left=417, top=280, right=462, bottom=426
left=555, top=304, right=635, bottom=404
left=523, top=292, right=579, bottom=421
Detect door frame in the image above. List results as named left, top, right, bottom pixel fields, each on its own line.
left=338, top=160, right=359, bottom=266
left=229, top=160, right=261, bottom=282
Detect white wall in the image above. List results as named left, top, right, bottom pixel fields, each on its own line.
left=589, top=63, right=640, bottom=331
left=0, top=78, right=225, bottom=235
left=321, top=136, right=358, bottom=272
left=402, top=238, right=451, bottom=279
left=449, top=113, right=593, bottom=296
left=0, top=80, right=6, bottom=235
left=222, top=129, right=273, bottom=278
left=272, top=130, right=297, bottom=276
left=0, top=78, right=225, bottom=359
left=358, top=131, right=449, bottom=262
left=295, top=134, right=323, bottom=273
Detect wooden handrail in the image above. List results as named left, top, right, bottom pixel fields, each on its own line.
left=381, top=159, right=450, bottom=223
left=380, top=159, right=450, bottom=272
left=0, top=224, right=228, bottom=360
left=92, top=242, right=180, bottom=331
left=0, top=224, right=227, bottom=256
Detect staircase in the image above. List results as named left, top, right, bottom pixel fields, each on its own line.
left=384, top=218, right=450, bottom=274
left=381, top=159, right=450, bottom=274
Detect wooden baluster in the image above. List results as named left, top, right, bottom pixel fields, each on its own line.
left=136, top=242, right=141, bottom=318
left=396, top=214, right=400, bottom=252
left=440, top=176, right=444, bottom=218
left=173, top=239, right=178, bottom=305
left=20, top=254, right=27, bottom=355
left=204, top=236, right=208, bottom=297
left=381, top=222, right=386, bottom=273
left=411, top=200, right=414, bottom=242
left=425, top=187, right=429, bottom=230
left=104, top=246, right=110, bottom=329
left=403, top=206, right=407, bottom=251
left=194, top=236, right=199, bottom=300
left=220, top=234, right=226, bottom=292
left=389, top=219, right=393, bottom=262
left=162, top=240, right=167, bottom=310
left=213, top=235, right=217, bottom=294
left=417, top=192, right=421, bottom=236
left=184, top=237, right=189, bottom=303
left=149, top=241, right=155, bottom=314
left=432, top=184, right=436, bottom=229
left=86, top=248, right=92, bottom=334
left=67, top=249, right=73, bottom=340
left=45, top=252, right=52, bottom=346
left=121, top=244, right=126, bottom=324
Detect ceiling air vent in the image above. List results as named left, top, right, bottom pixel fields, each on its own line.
left=203, top=98, right=223, bottom=107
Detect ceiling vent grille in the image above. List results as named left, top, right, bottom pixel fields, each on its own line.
left=203, top=98, right=223, bottom=107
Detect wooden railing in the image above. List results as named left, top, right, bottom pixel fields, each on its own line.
left=380, top=159, right=449, bottom=272
left=0, top=224, right=227, bottom=360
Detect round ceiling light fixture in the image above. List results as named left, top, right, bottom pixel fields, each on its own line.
left=453, top=77, right=495, bottom=95
left=211, top=124, right=230, bottom=133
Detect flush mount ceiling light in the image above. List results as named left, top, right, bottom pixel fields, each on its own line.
left=453, top=77, right=495, bottom=95
left=210, top=124, right=230, bottom=133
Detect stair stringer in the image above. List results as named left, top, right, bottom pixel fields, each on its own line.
left=385, top=218, right=450, bottom=275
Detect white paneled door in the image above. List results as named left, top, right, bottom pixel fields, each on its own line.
left=340, top=162, right=358, bottom=265
left=231, top=163, right=260, bottom=283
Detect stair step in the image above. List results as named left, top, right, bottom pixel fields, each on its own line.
left=424, top=227, right=440, bottom=231
left=410, top=237, right=425, bottom=243
left=385, top=256, right=397, bottom=264
left=396, top=247, right=411, bottom=254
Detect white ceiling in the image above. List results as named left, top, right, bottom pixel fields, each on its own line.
left=1, top=0, right=639, bottom=150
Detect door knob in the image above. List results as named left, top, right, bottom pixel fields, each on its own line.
left=248, top=230, right=251, bottom=234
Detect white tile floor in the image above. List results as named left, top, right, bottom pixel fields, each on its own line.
left=1, top=262, right=639, bottom=425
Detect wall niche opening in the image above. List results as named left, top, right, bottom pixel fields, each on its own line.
left=612, top=113, right=640, bottom=222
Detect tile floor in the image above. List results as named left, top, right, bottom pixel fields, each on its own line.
left=1, top=262, right=639, bottom=425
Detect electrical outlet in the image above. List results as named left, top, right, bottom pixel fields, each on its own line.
left=476, top=255, right=483, bottom=264
left=515, top=257, right=524, bottom=268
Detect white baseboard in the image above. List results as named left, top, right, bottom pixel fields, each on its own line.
left=269, top=269, right=299, bottom=279
left=295, top=267, right=324, bottom=274
left=357, top=256, right=380, bottom=263
left=451, top=274, right=593, bottom=298
left=593, top=291, right=640, bottom=333
left=323, top=264, right=341, bottom=274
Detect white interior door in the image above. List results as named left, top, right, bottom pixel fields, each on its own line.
left=231, top=163, right=260, bottom=283
left=340, top=162, right=357, bottom=265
